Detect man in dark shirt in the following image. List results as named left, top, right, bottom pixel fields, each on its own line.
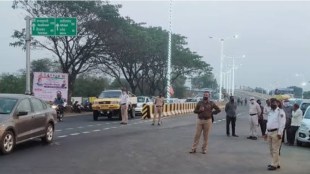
left=189, top=91, right=221, bottom=154
left=225, top=96, right=238, bottom=137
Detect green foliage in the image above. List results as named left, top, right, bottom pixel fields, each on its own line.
left=303, top=91, right=310, bottom=99
left=0, top=73, right=26, bottom=93
left=73, top=74, right=109, bottom=97
left=191, top=72, right=218, bottom=90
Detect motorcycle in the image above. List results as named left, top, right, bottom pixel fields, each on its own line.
left=52, top=104, right=64, bottom=122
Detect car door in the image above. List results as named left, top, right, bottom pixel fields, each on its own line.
left=14, top=99, right=34, bottom=142
left=30, top=98, right=47, bottom=137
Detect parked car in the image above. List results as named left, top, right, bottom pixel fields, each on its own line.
left=0, top=94, right=57, bottom=154
left=296, top=106, right=310, bottom=146
left=135, top=96, right=153, bottom=115
left=185, top=98, right=200, bottom=103
left=300, top=99, right=310, bottom=115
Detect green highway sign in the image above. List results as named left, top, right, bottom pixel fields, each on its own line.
left=32, top=17, right=77, bottom=36
left=55, top=18, right=77, bottom=36
left=32, top=18, right=56, bottom=36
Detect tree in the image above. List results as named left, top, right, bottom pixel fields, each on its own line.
left=11, top=0, right=122, bottom=103
left=73, top=74, right=109, bottom=97
left=31, top=58, right=60, bottom=73
left=303, top=91, right=310, bottom=99
left=288, top=86, right=302, bottom=98
left=191, top=72, right=218, bottom=90
left=0, top=72, right=26, bottom=93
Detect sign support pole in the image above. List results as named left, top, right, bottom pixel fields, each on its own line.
left=25, top=16, right=32, bottom=95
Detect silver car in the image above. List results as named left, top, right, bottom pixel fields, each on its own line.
left=0, top=94, right=57, bottom=154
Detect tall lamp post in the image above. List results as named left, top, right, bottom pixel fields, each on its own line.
left=166, top=0, right=173, bottom=101
left=209, top=35, right=238, bottom=101
left=225, top=55, right=245, bottom=96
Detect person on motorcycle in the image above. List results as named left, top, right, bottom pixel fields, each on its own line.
left=53, top=91, right=65, bottom=114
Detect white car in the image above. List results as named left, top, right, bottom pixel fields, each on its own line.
left=296, top=106, right=310, bottom=146
left=135, top=96, right=152, bottom=115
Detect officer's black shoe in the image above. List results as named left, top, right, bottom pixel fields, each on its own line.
left=247, top=136, right=253, bottom=139
left=268, top=165, right=280, bottom=169
left=189, top=149, right=196, bottom=154
left=232, top=134, right=239, bottom=137
left=251, top=137, right=258, bottom=140
left=151, top=123, right=155, bottom=126
left=267, top=166, right=277, bottom=170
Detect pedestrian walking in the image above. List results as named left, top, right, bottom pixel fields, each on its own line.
left=287, top=104, right=303, bottom=146
left=225, top=96, right=238, bottom=137
left=152, top=94, right=165, bottom=126
left=247, top=97, right=262, bottom=140
left=282, top=99, right=293, bottom=143
left=119, top=89, right=129, bottom=125
left=189, top=91, right=221, bottom=154
left=264, top=98, right=286, bottom=170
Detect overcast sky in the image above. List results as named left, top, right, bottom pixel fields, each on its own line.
left=1, top=0, right=310, bottom=91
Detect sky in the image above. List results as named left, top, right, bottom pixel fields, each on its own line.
left=0, top=0, right=310, bottom=91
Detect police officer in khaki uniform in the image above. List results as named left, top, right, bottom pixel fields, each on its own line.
left=119, top=89, right=129, bottom=125
left=264, top=98, right=286, bottom=170
left=152, top=94, right=165, bottom=126
left=189, top=91, right=221, bottom=154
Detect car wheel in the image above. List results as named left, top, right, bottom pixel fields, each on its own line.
left=296, top=140, right=303, bottom=146
left=93, top=111, right=99, bottom=121
left=42, top=123, right=54, bottom=144
left=1, top=130, right=15, bottom=154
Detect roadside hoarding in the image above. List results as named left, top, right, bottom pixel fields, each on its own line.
left=33, top=72, right=68, bottom=102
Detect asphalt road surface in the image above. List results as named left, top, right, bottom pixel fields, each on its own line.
left=0, top=104, right=309, bottom=174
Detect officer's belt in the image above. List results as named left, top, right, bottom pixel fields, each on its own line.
left=267, top=128, right=278, bottom=132
left=250, top=113, right=257, bottom=116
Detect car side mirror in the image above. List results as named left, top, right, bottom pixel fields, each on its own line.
left=17, top=111, right=28, bottom=116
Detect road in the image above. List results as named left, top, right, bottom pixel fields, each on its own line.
left=0, top=104, right=309, bottom=174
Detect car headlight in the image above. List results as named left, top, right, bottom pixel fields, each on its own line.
left=300, top=123, right=309, bottom=130
left=51, top=105, right=57, bottom=109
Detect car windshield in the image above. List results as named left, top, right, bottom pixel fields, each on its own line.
left=0, top=98, right=18, bottom=114
left=99, top=91, right=122, bottom=98
left=301, top=103, right=310, bottom=110
left=137, top=97, right=145, bottom=103
left=304, top=109, right=310, bottom=119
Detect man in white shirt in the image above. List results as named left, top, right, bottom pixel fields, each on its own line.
left=119, top=89, right=130, bottom=124
left=264, top=98, right=286, bottom=171
left=247, top=97, right=262, bottom=140
left=287, top=103, right=303, bottom=146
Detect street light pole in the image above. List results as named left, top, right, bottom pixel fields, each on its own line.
left=232, top=58, right=235, bottom=96
left=166, top=0, right=172, bottom=100
left=219, top=39, right=224, bottom=101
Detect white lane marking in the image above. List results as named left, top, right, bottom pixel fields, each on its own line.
left=105, top=123, right=110, bottom=125
left=96, top=124, right=102, bottom=126
left=213, top=121, right=218, bottom=124
left=70, top=133, right=80, bottom=136
left=104, top=128, right=110, bottom=130
left=110, top=127, right=117, bottom=129
left=56, top=130, right=62, bottom=132
left=92, top=129, right=101, bottom=132
left=58, top=135, right=68, bottom=138
left=78, top=126, right=84, bottom=129
left=66, top=128, right=74, bottom=130
left=87, top=125, right=94, bottom=127
left=82, top=131, right=90, bottom=134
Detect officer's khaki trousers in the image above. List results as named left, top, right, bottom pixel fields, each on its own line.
left=153, top=106, right=163, bottom=123
left=121, top=105, right=128, bottom=123
left=249, top=115, right=259, bottom=137
left=267, top=131, right=282, bottom=167
left=192, top=119, right=212, bottom=151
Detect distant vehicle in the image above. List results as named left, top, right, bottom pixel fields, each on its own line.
left=296, top=106, right=310, bottom=146
left=0, top=94, right=57, bottom=154
left=300, top=99, right=310, bottom=115
left=135, top=96, right=152, bottom=115
left=164, top=98, right=179, bottom=103
left=92, top=90, right=137, bottom=120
